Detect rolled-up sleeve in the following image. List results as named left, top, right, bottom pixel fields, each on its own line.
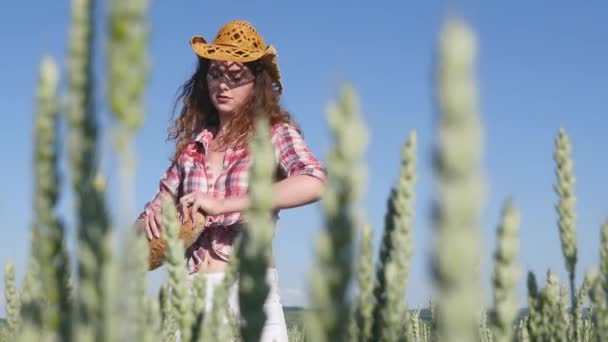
left=271, top=122, right=327, bottom=182
left=138, top=160, right=182, bottom=219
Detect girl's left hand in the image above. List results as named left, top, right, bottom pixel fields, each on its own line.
left=179, top=191, right=224, bottom=223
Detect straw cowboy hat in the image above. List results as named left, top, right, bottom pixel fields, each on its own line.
left=190, top=19, right=283, bottom=95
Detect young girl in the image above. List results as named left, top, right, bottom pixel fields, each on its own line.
left=136, top=19, right=327, bottom=341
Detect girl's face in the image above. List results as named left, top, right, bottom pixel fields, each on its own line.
left=207, top=60, right=255, bottom=115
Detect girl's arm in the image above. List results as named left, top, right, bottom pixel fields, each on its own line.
left=138, top=159, right=182, bottom=239
left=222, top=174, right=324, bottom=213
left=222, top=122, right=327, bottom=213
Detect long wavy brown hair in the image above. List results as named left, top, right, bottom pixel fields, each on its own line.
left=167, top=56, right=299, bottom=162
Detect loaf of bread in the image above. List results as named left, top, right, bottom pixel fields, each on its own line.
left=145, top=210, right=207, bottom=271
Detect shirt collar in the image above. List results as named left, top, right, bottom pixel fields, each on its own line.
left=194, top=127, right=214, bottom=145
left=193, top=126, right=247, bottom=155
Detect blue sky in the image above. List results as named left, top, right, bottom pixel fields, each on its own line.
left=1, top=1, right=607, bottom=316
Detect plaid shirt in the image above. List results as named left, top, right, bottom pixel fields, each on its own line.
left=139, top=122, right=327, bottom=274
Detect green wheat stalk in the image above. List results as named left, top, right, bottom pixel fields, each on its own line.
left=431, top=16, right=484, bottom=342
left=601, top=219, right=608, bottom=281
left=306, top=83, right=368, bottom=342
left=4, top=263, right=21, bottom=340
left=479, top=311, right=493, bottom=342
left=106, top=0, right=150, bottom=340
left=572, top=272, right=592, bottom=342
left=429, top=296, right=437, bottom=341
left=107, top=0, right=150, bottom=221
left=554, top=128, right=578, bottom=309
left=65, top=0, right=110, bottom=339
left=599, top=220, right=608, bottom=317
left=18, top=230, right=44, bottom=342
left=99, top=230, right=121, bottom=342
left=161, top=196, right=193, bottom=342
left=421, top=320, right=430, bottom=342
left=584, top=299, right=596, bottom=341
left=27, top=55, right=72, bottom=342
left=288, top=325, right=306, bottom=342
left=142, top=297, right=162, bottom=342
left=558, top=285, right=570, bottom=339
left=540, top=272, right=559, bottom=341
left=534, top=271, right=566, bottom=341
left=518, top=317, right=529, bottom=342
left=491, top=199, right=521, bottom=342
left=159, top=283, right=177, bottom=342
left=373, top=130, right=417, bottom=342
left=351, top=224, right=375, bottom=342
left=17, top=258, right=44, bottom=342
left=593, top=220, right=608, bottom=340
left=236, top=114, right=276, bottom=342
left=190, top=273, right=208, bottom=342
left=526, top=272, right=542, bottom=340
left=19, top=76, right=67, bottom=340
left=410, top=309, right=421, bottom=341
left=201, top=253, right=240, bottom=341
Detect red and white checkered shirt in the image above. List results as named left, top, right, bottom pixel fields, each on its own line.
left=139, top=122, right=327, bottom=274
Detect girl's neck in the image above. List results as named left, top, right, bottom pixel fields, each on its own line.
left=215, top=111, right=231, bottom=138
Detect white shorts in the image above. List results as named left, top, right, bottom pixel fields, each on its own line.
left=184, top=267, right=289, bottom=342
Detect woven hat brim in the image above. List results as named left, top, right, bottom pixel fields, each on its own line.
left=190, top=36, right=283, bottom=94
left=190, top=36, right=265, bottom=62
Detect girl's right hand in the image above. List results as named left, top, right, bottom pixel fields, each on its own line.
left=144, top=210, right=165, bottom=240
